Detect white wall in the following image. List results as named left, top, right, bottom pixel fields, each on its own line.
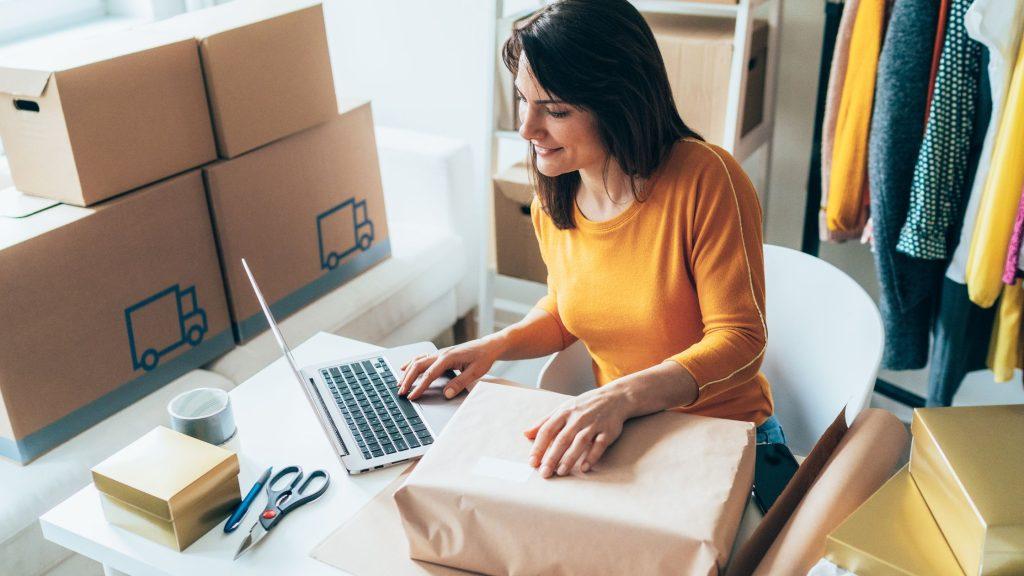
left=323, top=0, right=497, bottom=202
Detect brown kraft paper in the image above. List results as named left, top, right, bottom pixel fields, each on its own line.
left=393, top=382, right=755, bottom=576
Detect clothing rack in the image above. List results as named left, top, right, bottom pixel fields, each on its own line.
left=801, top=0, right=926, bottom=409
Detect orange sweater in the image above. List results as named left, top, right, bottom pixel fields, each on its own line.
left=531, top=138, right=773, bottom=425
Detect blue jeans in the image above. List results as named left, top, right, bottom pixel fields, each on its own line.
left=756, top=414, right=787, bottom=445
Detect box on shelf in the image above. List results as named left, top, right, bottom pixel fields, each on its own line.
left=394, top=382, right=755, bottom=575
left=826, top=466, right=963, bottom=576
left=0, top=30, right=215, bottom=206
left=910, top=405, right=1024, bottom=576
left=492, top=162, right=546, bottom=285
left=92, top=426, right=240, bottom=551
left=645, top=14, right=768, bottom=145
left=203, top=100, right=390, bottom=343
left=0, top=171, right=234, bottom=464
left=142, top=0, right=337, bottom=158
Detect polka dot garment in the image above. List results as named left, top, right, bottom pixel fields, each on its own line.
left=896, top=0, right=983, bottom=260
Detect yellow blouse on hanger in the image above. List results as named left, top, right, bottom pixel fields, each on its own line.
left=826, top=0, right=885, bottom=234
left=988, top=282, right=1023, bottom=382
left=966, top=38, right=1024, bottom=308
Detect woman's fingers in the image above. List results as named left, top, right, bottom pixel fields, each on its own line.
left=581, top=432, right=612, bottom=472
left=398, top=355, right=433, bottom=395
left=557, top=430, right=593, bottom=476
left=407, top=352, right=458, bottom=400
left=538, top=425, right=577, bottom=478
left=529, top=411, right=567, bottom=468
left=441, top=368, right=480, bottom=400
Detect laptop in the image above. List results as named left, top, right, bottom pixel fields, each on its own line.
left=241, top=258, right=460, bottom=474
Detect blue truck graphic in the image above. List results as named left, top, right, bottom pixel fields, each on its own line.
left=125, top=284, right=207, bottom=372
left=317, top=198, right=375, bottom=271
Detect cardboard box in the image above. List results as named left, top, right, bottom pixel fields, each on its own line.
left=910, top=405, right=1024, bottom=575
left=93, top=426, right=240, bottom=551
left=0, top=30, right=216, bottom=206
left=646, top=15, right=768, bottom=145
left=143, top=0, right=337, bottom=158
left=0, top=171, right=234, bottom=464
left=825, top=466, right=963, bottom=576
left=394, top=382, right=755, bottom=576
left=493, top=162, right=546, bottom=284
left=204, top=101, right=390, bottom=343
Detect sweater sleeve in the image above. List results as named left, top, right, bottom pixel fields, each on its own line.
left=531, top=196, right=575, bottom=350
left=668, top=144, right=768, bottom=402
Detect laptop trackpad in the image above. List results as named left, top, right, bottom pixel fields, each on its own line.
left=412, top=372, right=464, bottom=437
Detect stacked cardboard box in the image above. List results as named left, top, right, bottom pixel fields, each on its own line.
left=204, top=100, right=390, bottom=342
left=141, top=0, right=391, bottom=343
left=492, top=162, right=545, bottom=284
left=645, top=14, right=768, bottom=146
left=826, top=405, right=1024, bottom=575
left=138, top=0, right=337, bottom=159
left=0, top=28, right=216, bottom=206
left=0, top=171, right=234, bottom=464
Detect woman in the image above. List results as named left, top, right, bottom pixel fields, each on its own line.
left=399, top=0, right=783, bottom=479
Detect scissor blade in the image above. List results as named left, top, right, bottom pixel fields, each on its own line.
left=233, top=522, right=268, bottom=560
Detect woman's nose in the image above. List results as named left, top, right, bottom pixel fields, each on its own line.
left=518, top=104, right=542, bottom=141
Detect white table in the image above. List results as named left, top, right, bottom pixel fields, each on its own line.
left=40, top=331, right=847, bottom=576
left=40, top=332, right=439, bottom=576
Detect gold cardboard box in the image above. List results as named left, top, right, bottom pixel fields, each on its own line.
left=91, top=426, right=240, bottom=551
left=910, top=405, right=1024, bottom=576
left=826, top=466, right=963, bottom=576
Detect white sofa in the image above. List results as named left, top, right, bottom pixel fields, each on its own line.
left=0, top=127, right=479, bottom=576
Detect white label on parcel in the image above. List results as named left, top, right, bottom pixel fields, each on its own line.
left=471, top=456, right=534, bottom=483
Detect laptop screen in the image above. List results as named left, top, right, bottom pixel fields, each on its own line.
left=240, top=258, right=306, bottom=385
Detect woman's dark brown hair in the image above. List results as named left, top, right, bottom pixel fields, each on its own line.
left=502, top=0, right=703, bottom=229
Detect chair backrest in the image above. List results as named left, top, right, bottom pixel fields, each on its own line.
left=537, top=244, right=884, bottom=456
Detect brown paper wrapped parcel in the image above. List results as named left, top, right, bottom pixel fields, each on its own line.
left=394, top=382, right=755, bottom=576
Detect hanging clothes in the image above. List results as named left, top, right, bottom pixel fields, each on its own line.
left=895, top=0, right=983, bottom=260
left=926, top=50, right=995, bottom=406
left=868, top=0, right=941, bottom=370
left=819, top=0, right=860, bottom=242
left=988, top=281, right=1024, bottom=382
left=929, top=278, right=998, bottom=405
left=924, top=0, right=951, bottom=124
left=826, top=0, right=886, bottom=237
left=801, top=0, right=846, bottom=255
left=966, top=36, right=1024, bottom=308
left=1004, top=185, right=1024, bottom=284
left=947, top=0, right=1024, bottom=285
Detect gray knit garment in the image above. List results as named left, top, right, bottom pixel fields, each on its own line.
left=868, top=0, right=943, bottom=370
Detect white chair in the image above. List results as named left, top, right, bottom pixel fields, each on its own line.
left=536, top=244, right=884, bottom=456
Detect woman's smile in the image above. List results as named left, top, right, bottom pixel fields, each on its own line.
left=533, top=142, right=563, bottom=157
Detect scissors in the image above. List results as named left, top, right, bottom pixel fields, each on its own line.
left=233, top=465, right=330, bottom=560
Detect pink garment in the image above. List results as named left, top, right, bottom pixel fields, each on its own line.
left=819, top=0, right=863, bottom=243
left=1007, top=183, right=1024, bottom=284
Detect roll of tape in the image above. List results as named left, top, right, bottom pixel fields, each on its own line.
left=168, top=387, right=236, bottom=445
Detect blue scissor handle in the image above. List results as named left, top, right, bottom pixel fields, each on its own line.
left=258, top=466, right=330, bottom=531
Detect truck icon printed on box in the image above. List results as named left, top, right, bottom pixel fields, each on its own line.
left=317, top=197, right=375, bottom=271
left=124, top=284, right=208, bottom=372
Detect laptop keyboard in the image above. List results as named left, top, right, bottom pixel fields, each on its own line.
left=320, top=358, right=434, bottom=460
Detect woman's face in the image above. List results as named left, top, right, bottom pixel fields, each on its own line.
left=516, top=56, right=605, bottom=177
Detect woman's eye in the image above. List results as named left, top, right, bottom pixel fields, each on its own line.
left=548, top=110, right=569, bottom=118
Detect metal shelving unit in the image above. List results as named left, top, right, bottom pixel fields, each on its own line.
left=477, top=0, right=784, bottom=336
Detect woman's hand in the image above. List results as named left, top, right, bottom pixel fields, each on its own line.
left=524, top=385, right=634, bottom=478
left=398, top=337, right=505, bottom=401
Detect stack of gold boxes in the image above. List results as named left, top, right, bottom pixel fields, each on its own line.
left=826, top=404, right=1023, bottom=575
left=91, top=426, right=241, bottom=551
